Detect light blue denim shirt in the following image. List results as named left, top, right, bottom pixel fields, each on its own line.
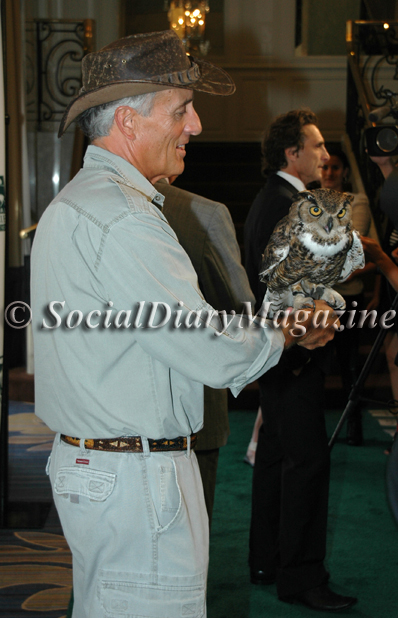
left=31, top=145, right=284, bottom=439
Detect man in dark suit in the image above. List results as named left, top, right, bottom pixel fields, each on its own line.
left=158, top=178, right=256, bottom=525
left=244, top=109, right=357, bottom=612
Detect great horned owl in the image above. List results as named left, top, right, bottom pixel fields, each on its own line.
left=259, top=188, right=365, bottom=317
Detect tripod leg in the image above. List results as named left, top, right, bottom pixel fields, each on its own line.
left=329, top=400, right=360, bottom=449
left=329, top=292, right=398, bottom=449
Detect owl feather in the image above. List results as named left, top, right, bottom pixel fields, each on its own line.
left=259, top=189, right=365, bottom=317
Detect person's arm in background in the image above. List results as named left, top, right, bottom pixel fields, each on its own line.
left=345, top=192, right=382, bottom=310
left=361, top=236, right=398, bottom=293
left=370, top=156, right=396, bottom=180
left=344, top=193, right=372, bottom=283
left=366, top=273, right=382, bottom=311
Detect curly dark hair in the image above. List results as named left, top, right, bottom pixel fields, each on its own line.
left=261, top=108, right=319, bottom=176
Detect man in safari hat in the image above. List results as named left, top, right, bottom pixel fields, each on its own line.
left=31, top=31, right=337, bottom=617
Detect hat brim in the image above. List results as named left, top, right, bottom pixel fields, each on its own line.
left=58, top=58, right=235, bottom=137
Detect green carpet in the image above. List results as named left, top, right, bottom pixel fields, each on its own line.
left=207, top=409, right=398, bottom=618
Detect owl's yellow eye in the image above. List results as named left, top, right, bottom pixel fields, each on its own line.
left=337, top=208, right=346, bottom=218
left=309, top=205, right=322, bottom=217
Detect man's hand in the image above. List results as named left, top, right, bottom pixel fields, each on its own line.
left=360, top=235, right=385, bottom=263
left=368, top=155, right=395, bottom=180
left=281, top=300, right=339, bottom=350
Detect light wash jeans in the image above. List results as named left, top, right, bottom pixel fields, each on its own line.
left=48, top=434, right=208, bottom=618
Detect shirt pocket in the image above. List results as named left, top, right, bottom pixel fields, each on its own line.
left=53, top=466, right=116, bottom=502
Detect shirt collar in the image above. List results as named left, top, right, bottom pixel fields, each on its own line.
left=83, top=145, right=165, bottom=209
left=276, top=170, right=306, bottom=193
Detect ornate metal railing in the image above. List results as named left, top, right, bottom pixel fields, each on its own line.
left=25, top=19, right=95, bottom=223
left=25, top=19, right=94, bottom=128
left=346, top=20, right=398, bottom=221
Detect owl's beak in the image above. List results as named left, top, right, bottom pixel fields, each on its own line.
left=324, top=216, right=333, bottom=234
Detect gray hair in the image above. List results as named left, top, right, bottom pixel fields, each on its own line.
left=77, top=91, right=159, bottom=140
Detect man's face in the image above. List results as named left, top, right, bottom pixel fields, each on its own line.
left=131, top=88, right=202, bottom=183
left=294, top=124, right=329, bottom=185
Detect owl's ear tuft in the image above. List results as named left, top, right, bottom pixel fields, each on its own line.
left=342, top=192, right=354, bottom=205
left=297, top=190, right=316, bottom=203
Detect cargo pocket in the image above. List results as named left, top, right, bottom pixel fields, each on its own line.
left=54, top=466, right=116, bottom=502
left=98, top=569, right=206, bottom=618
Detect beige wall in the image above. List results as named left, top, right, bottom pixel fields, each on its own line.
left=193, top=0, right=348, bottom=141
left=23, top=0, right=350, bottom=142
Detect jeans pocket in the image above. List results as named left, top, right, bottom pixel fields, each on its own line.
left=53, top=466, right=116, bottom=501
left=160, top=464, right=180, bottom=513
left=148, top=458, right=181, bottom=531
left=97, top=569, right=206, bottom=618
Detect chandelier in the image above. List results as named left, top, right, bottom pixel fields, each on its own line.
left=166, top=1, right=210, bottom=55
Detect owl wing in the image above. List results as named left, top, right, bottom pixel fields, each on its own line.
left=259, top=216, right=291, bottom=282
left=337, top=230, right=365, bottom=282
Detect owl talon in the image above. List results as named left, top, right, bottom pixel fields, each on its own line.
left=292, top=296, right=316, bottom=312
left=319, top=289, right=346, bottom=310
left=328, top=300, right=346, bottom=310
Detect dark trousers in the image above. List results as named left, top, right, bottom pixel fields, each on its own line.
left=249, top=360, right=330, bottom=599
left=195, top=448, right=220, bottom=529
left=387, top=432, right=398, bottom=525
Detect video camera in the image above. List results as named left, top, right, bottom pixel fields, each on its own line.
left=365, top=95, right=398, bottom=156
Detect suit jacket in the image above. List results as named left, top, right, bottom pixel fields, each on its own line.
left=244, top=173, right=298, bottom=310
left=157, top=179, right=255, bottom=450
left=244, top=173, right=331, bottom=373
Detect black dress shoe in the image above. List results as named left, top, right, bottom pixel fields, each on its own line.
left=284, top=583, right=357, bottom=612
left=347, top=418, right=363, bottom=446
left=250, top=568, right=276, bottom=585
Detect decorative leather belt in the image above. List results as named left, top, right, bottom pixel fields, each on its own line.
left=60, top=433, right=197, bottom=452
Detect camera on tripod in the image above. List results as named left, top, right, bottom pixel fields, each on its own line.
left=365, top=96, right=398, bottom=156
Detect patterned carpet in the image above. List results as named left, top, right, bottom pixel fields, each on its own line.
left=0, top=529, right=72, bottom=617
left=1, top=402, right=72, bottom=617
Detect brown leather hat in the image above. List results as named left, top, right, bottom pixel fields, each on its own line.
left=58, top=30, right=235, bottom=137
